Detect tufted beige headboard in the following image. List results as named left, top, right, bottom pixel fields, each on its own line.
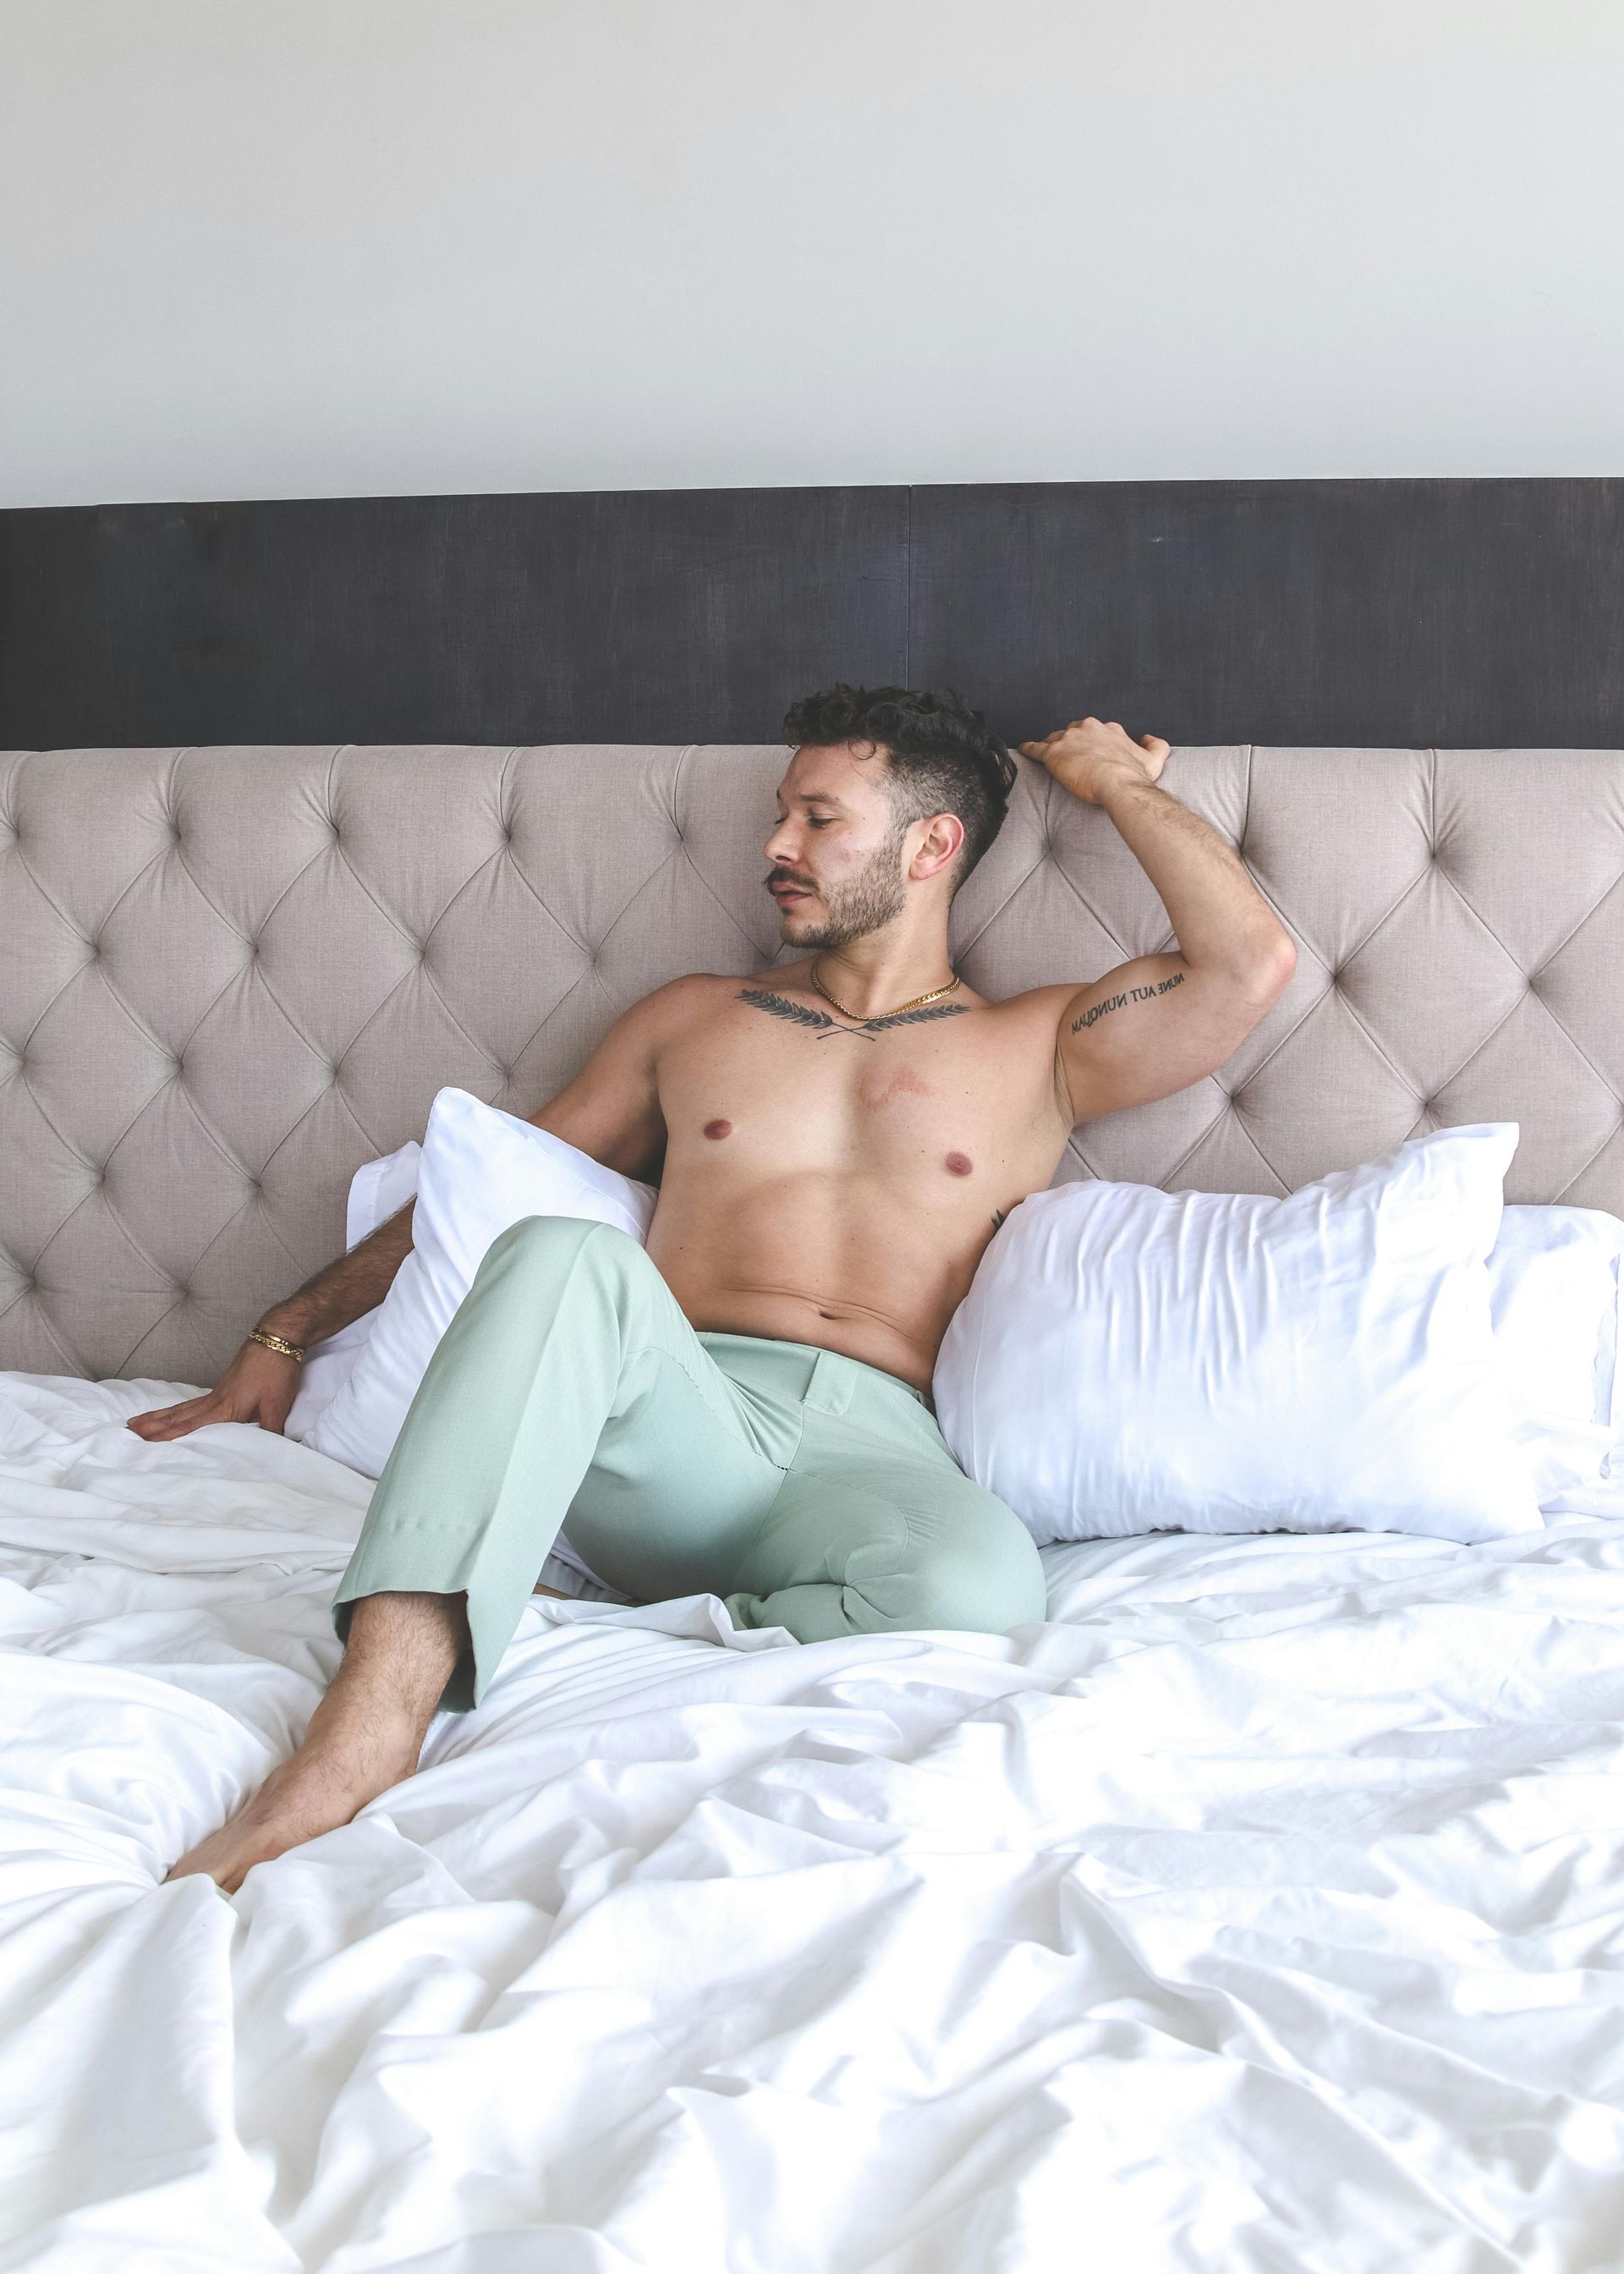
left=4, top=743, right=1622, bottom=1384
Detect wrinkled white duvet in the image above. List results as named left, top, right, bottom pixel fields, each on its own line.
left=3, top=1371, right=1624, bottom=2273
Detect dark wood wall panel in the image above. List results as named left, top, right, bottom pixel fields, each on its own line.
left=2, top=478, right=1620, bottom=751
left=0, top=486, right=910, bottom=747
left=909, top=479, right=1624, bottom=750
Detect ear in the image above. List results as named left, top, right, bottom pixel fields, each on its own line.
left=909, top=811, right=965, bottom=884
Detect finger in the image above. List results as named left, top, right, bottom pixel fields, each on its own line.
left=151, top=1415, right=224, bottom=1441
left=134, top=1415, right=202, bottom=1441
left=140, top=1395, right=212, bottom=1424
left=125, top=1403, right=195, bottom=1434
left=129, top=1402, right=216, bottom=1439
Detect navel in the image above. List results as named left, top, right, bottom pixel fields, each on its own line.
left=703, top=1118, right=732, bottom=1140
left=945, top=1151, right=974, bottom=1176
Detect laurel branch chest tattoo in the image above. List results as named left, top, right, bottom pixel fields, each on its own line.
left=738, top=987, right=971, bottom=1041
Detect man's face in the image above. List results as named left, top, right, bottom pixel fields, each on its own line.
left=764, top=739, right=909, bottom=949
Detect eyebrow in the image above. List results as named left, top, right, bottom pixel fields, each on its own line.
left=776, top=789, right=847, bottom=810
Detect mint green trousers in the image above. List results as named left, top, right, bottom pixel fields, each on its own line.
left=332, top=1214, right=1047, bottom=1711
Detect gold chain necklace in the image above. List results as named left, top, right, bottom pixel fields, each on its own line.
left=810, top=957, right=963, bottom=1022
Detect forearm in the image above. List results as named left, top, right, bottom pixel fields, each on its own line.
left=257, top=1200, right=415, bottom=1345
left=1093, top=768, right=1289, bottom=982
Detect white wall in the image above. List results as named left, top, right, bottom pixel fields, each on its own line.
left=3, top=0, right=1621, bottom=508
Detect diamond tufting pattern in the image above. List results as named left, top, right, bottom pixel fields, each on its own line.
left=3, top=742, right=1622, bottom=1384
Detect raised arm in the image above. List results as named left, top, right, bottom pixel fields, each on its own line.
left=1020, top=718, right=1296, bottom=1126
left=125, top=978, right=687, bottom=1442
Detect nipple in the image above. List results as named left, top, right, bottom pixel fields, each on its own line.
left=945, top=1151, right=973, bottom=1176
left=704, top=1118, right=732, bottom=1140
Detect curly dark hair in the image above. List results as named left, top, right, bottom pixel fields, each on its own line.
left=780, top=683, right=1018, bottom=888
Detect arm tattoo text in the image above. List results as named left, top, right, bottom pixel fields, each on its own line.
left=1070, top=969, right=1185, bottom=1035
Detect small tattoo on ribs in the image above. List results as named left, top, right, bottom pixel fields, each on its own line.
left=1070, top=969, right=1185, bottom=1035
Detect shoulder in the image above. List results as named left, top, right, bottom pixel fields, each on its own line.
left=629, top=971, right=737, bottom=1018
left=978, top=982, right=1082, bottom=1030
left=622, top=970, right=760, bottom=1045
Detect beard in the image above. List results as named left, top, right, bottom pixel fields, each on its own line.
left=776, top=827, right=909, bottom=949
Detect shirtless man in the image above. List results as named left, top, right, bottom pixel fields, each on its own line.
left=131, top=686, right=1294, bottom=1890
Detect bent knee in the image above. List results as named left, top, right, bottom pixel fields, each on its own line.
left=484, top=1212, right=645, bottom=1274
left=895, top=1504, right=1047, bottom=1634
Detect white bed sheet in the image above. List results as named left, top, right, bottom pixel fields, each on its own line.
left=3, top=1370, right=1623, bottom=2273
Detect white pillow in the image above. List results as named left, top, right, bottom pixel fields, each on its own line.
left=303, top=1087, right=657, bottom=1477
left=933, top=1123, right=1544, bottom=1547
left=284, top=1139, right=422, bottom=1445
left=1486, top=1205, right=1624, bottom=1499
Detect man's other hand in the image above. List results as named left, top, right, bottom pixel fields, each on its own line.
left=125, top=1337, right=302, bottom=1442
left=1019, top=717, right=1171, bottom=805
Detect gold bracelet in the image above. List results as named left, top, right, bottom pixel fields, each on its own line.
left=248, top=1325, right=306, bottom=1364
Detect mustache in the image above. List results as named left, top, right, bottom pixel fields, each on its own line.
left=767, top=871, right=815, bottom=893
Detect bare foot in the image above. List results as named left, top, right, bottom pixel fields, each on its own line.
left=167, top=1721, right=422, bottom=1894
left=167, top=1590, right=469, bottom=1892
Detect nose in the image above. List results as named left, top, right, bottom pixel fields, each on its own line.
left=764, top=815, right=797, bottom=865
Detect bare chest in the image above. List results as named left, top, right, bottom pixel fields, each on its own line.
left=658, top=986, right=1061, bottom=1190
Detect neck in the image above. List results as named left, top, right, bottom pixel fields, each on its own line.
left=809, top=930, right=956, bottom=1017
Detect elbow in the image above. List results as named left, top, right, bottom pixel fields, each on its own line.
left=1237, top=925, right=1296, bottom=1012
left=1263, top=926, right=1298, bottom=995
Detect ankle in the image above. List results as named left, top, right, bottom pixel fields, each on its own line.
left=291, top=1687, right=429, bottom=1785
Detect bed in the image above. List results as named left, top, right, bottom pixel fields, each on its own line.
left=5, top=727, right=1624, bottom=2271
